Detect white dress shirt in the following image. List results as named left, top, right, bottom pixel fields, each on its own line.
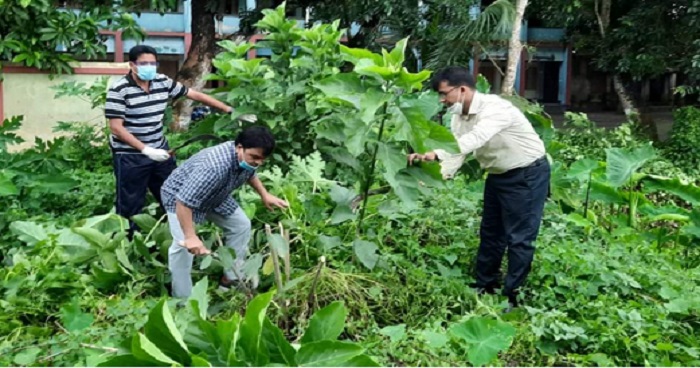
left=434, top=92, right=545, bottom=178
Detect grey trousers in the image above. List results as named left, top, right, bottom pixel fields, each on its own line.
left=167, top=209, right=251, bottom=298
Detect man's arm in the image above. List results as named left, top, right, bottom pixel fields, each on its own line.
left=409, top=108, right=513, bottom=162
left=176, top=200, right=209, bottom=255
left=248, top=176, right=289, bottom=210
left=109, top=118, right=145, bottom=151
left=186, top=89, right=232, bottom=113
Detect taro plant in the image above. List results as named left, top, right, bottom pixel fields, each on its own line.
left=96, top=280, right=379, bottom=367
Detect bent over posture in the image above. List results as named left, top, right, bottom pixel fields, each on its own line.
left=160, top=126, right=287, bottom=298
left=105, top=45, right=256, bottom=236
left=409, top=66, right=550, bottom=310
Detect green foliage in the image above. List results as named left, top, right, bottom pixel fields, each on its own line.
left=2, top=7, right=700, bottom=368
left=0, top=0, right=177, bottom=73
left=664, top=107, right=700, bottom=177
left=530, top=0, right=698, bottom=82
left=98, top=285, right=378, bottom=367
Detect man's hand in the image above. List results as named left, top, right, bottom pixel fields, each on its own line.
left=407, top=151, right=437, bottom=165
left=261, top=193, right=289, bottom=211
left=230, top=109, right=257, bottom=123
left=179, top=236, right=211, bottom=256
left=142, top=146, right=170, bottom=162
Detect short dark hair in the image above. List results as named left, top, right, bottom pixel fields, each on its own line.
left=129, top=45, right=158, bottom=62
left=430, top=66, right=476, bottom=91
left=236, top=126, right=276, bottom=157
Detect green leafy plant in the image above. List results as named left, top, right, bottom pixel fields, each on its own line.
left=97, top=280, right=379, bottom=367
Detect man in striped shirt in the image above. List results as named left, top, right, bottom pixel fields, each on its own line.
left=105, top=45, right=256, bottom=236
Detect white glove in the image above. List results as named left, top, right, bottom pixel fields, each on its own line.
left=230, top=110, right=257, bottom=123
left=141, top=146, right=170, bottom=162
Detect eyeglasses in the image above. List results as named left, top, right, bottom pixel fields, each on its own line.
left=438, top=86, right=458, bottom=97
left=134, top=61, right=159, bottom=66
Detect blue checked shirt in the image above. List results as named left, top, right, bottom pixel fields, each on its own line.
left=161, top=141, right=255, bottom=223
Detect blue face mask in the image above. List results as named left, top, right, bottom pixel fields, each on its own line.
left=239, top=160, right=258, bottom=172
left=136, top=65, right=157, bottom=81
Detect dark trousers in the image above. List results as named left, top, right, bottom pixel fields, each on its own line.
left=113, top=153, right=177, bottom=236
left=475, top=157, right=551, bottom=301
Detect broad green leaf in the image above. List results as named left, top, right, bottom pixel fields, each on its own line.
left=396, top=68, right=431, bottom=91
left=262, top=255, right=275, bottom=276
left=329, top=184, right=356, bottom=224
left=424, top=123, right=458, bottom=152
left=476, top=75, right=491, bottom=93
left=57, top=228, right=96, bottom=262
left=218, top=313, right=242, bottom=365
left=131, top=333, right=180, bottom=366
left=421, top=331, right=449, bottom=349
left=318, top=235, right=342, bottom=252
left=97, top=354, right=152, bottom=367
left=386, top=38, right=408, bottom=68
left=269, top=233, right=289, bottom=259
left=295, top=341, right=364, bottom=367
left=342, top=354, right=381, bottom=367
left=605, top=144, right=656, bottom=187
left=115, top=246, right=134, bottom=272
left=72, top=227, right=110, bottom=248
left=262, top=318, right=297, bottom=366
left=238, top=291, right=275, bottom=366
left=354, top=60, right=396, bottom=79
left=189, top=278, right=209, bottom=320
left=191, top=355, right=212, bottom=367
left=376, top=142, right=406, bottom=179
left=31, top=174, right=79, bottom=194
left=589, top=181, right=627, bottom=204
left=0, top=171, right=18, bottom=196
left=60, top=298, right=94, bottom=332
left=567, top=159, right=600, bottom=180
left=9, top=221, right=47, bottom=246
left=314, top=74, right=365, bottom=109
left=144, top=300, right=190, bottom=365
left=449, top=317, right=516, bottom=367
left=301, top=301, right=348, bottom=344
left=682, top=224, right=700, bottom=238
left=339, top=45, right=383, bottom=66
left=352, top=239, right=379, bottom=270
left=13, top=347, right=41, bottom=366
left=565, top=213, right=594, bottom=228
left=379, top=324, right=406, bottom=343
left=638, top=204, right=690, bottom=222
left=642, top=175, right=700, bottom=205
left=132, top=214, right=158, bottom=233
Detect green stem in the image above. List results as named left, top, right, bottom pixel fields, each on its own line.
left=583, top=173, right=592, bottom=219
left=357, top=102, right=389, bottom=235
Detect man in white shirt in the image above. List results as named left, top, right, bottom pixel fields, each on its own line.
left=408, top=66, right=550, bottom=310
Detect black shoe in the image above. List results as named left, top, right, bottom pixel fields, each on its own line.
left=502, top=290, right=520, bottom=313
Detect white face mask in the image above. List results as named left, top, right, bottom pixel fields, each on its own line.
left=448, top=90, right=464, bottom=115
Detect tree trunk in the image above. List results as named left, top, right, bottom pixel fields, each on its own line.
left=501, top=0, right=528, bottom=96
left=594, top=0, right=639, bottom=119
left=171, top=0, right=217, bottom=131
left=612, top=74, right=638, bottom=117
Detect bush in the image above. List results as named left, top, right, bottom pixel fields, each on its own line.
left=664, top=107, right=700, bottom=178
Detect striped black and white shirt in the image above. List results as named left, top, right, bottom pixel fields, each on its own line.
left=105, top=73, right=189, bottom=154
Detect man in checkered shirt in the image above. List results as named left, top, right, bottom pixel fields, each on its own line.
left=161, top=126, right=288, bottom=298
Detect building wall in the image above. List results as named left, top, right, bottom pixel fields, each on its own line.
left=0, top=63, right=129, bottom=151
